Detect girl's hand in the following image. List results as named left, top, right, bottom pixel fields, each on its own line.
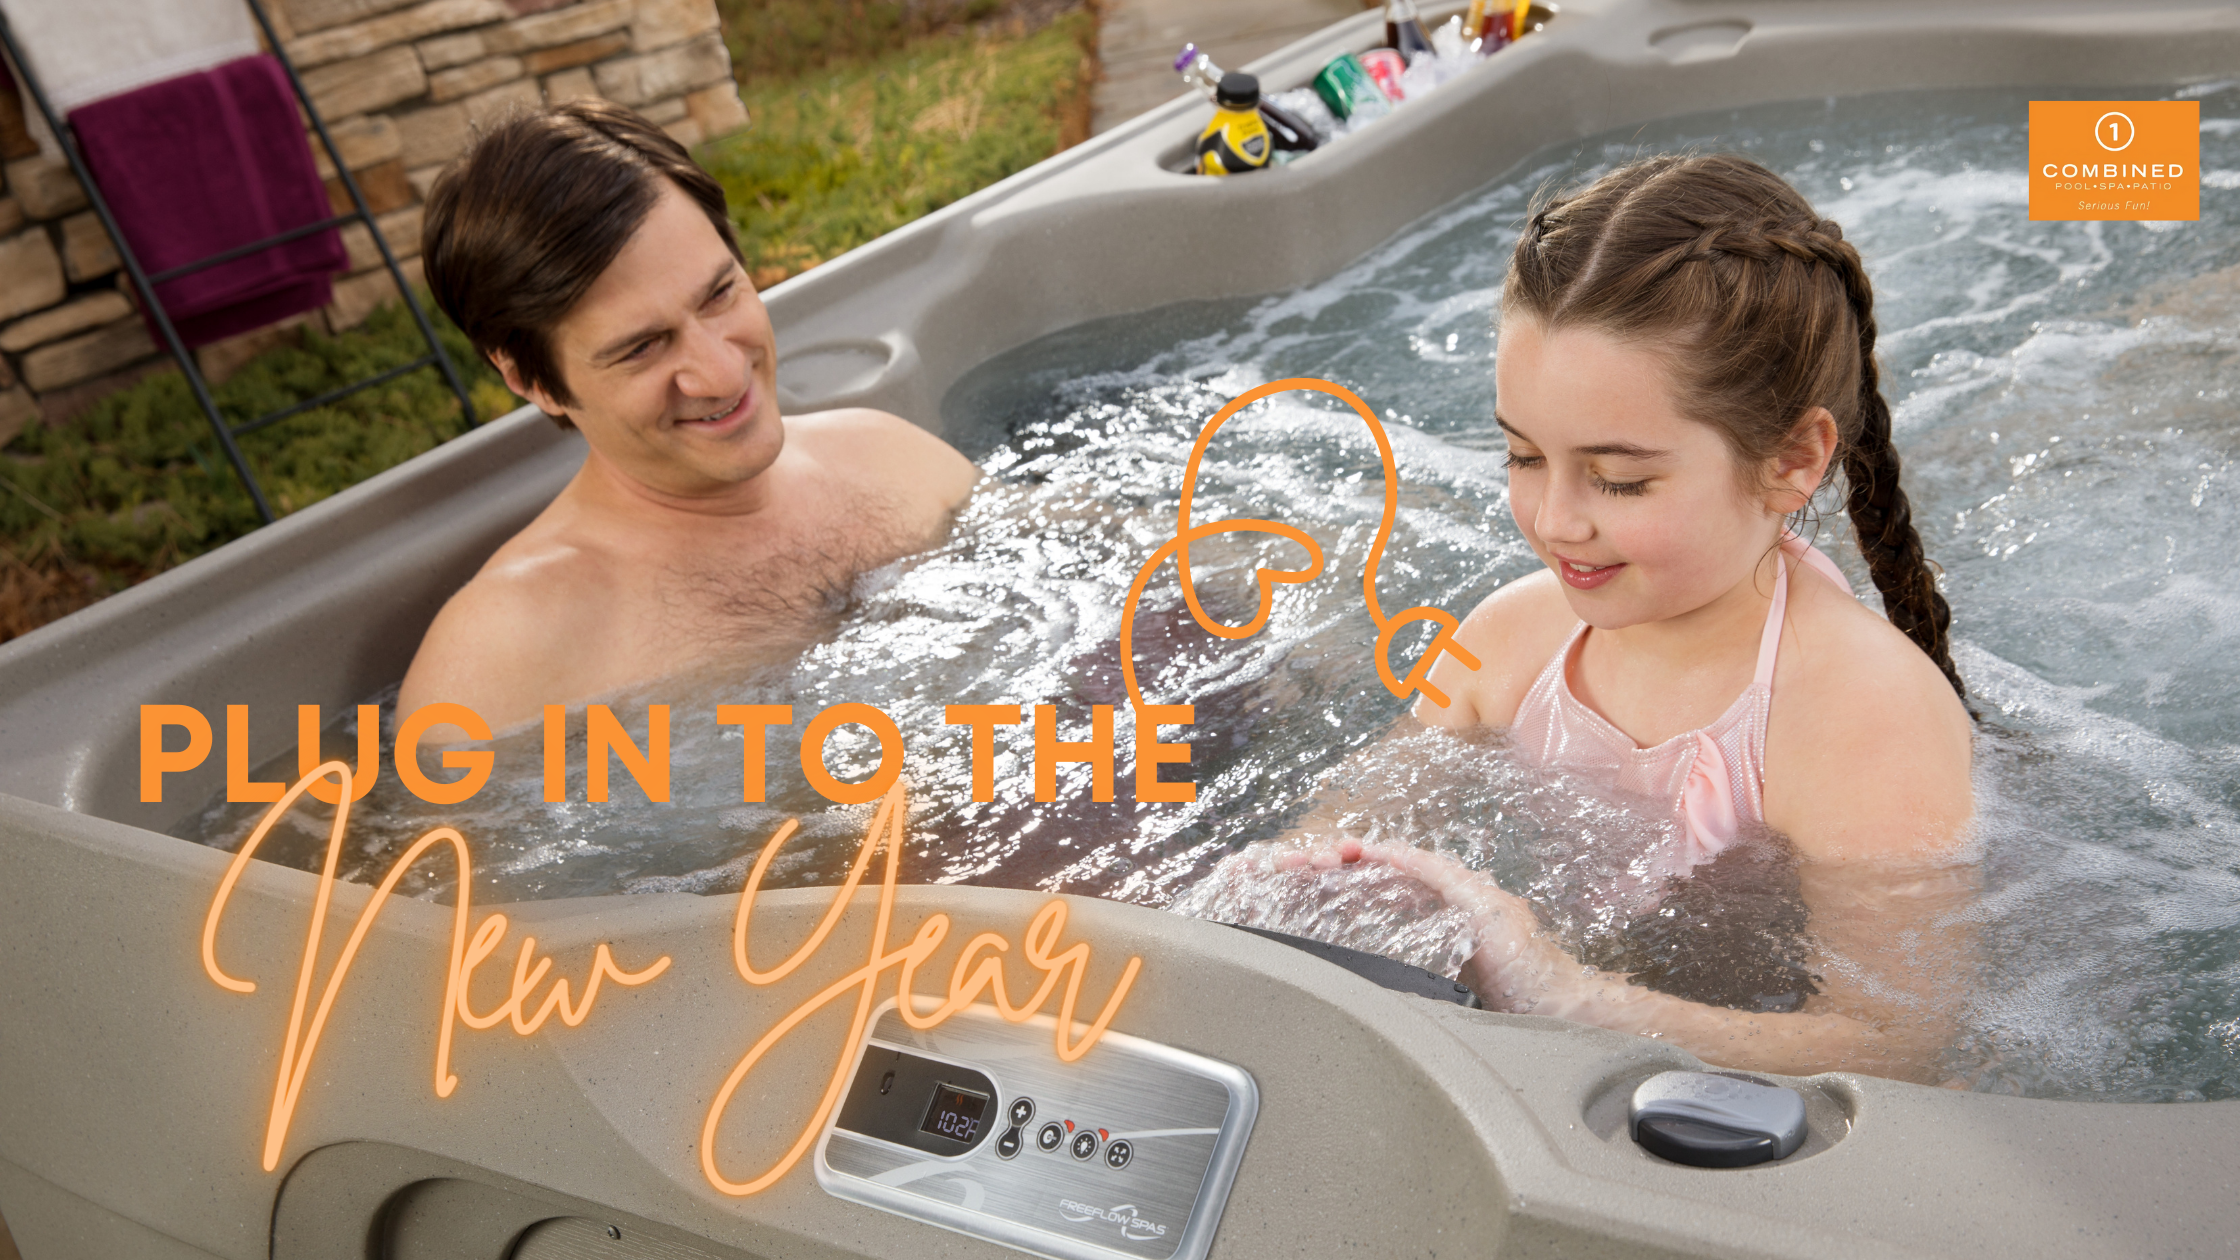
left=1273, top=840, right=1593, bottom=1019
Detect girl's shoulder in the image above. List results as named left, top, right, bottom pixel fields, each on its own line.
left=1415, top=569, right=1579, bottom=730
left=1763, top=567, right=1975, bottom=862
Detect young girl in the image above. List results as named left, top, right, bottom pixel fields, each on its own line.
left=1281, top=154, right=1978, bottom=1082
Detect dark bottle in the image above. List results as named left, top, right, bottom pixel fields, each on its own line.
left=1174, top=45, right=1318, bottom=151
left=1383, top=0, right=1434, bottom=62
left=1257, top=96, right=1320, bottom=152
left=1196, top=72, right=1274, bottom=176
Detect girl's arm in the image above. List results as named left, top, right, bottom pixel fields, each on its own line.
left=1289, top=839, right=1977, bottom=1083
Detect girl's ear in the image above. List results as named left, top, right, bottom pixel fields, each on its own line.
left=1767, top=407, right=1839, bottom=513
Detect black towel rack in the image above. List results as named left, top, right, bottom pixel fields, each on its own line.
left=0, top=0, right=477, bottom=523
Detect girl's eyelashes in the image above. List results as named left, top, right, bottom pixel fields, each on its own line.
left=1503, top=450, right=1648, bottom=497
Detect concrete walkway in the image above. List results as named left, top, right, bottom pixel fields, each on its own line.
left=1092, top=0, right=1367, bottom=135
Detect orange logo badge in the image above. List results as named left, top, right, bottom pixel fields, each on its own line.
left=2030, top=100, right=2199, bottom=221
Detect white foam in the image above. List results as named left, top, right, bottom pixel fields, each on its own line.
left=199, top=86, right=2240, bottom=1100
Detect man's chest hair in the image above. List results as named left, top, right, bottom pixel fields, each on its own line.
left=654, top=488, right=920, bottom=642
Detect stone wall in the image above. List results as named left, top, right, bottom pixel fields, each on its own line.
left=0, top=0, right=749, bottom=444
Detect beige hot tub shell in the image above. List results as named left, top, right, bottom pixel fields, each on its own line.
left=4, top=1, right=2239, bottom=1256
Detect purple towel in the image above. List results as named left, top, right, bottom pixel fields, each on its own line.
left=69, top=55, right=346, bottom=350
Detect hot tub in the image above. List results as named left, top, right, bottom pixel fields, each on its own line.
left=4, top=1, right=2239, bottom=1257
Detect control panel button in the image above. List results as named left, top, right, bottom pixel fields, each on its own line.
left=821, top=1006, right=1259, bottom=1260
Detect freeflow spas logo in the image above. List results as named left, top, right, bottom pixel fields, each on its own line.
left=2030, top=100, right=2200, bottom=221
left=1059, top=1198, right=1170, bottom=1242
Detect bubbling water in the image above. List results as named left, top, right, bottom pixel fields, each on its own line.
left=189, top=83, right=2240, bottom=1101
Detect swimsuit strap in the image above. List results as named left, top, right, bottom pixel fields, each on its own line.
left=1752, top=551, right=1790, bottom=691
left=1756, top=530, right=1851, bottom=692
left=1779, top=529, right=1854, bottom=597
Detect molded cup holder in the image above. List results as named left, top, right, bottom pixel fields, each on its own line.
left=777, top=336, right=913, bottom=409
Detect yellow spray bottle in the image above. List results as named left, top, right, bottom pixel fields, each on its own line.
left=1196, top=72, right=1273, bottom=176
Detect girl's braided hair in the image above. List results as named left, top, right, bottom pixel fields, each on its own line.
left=1505, top=153, right=1965, bottom=702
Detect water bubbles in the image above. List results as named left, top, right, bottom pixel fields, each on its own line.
left=2213, top=1018, right=2240, bottom=1054
left=188, top=84, right=2240, bottom=1101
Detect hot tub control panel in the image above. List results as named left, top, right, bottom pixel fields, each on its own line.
left=815, top=1001, right=1257, bottom=1260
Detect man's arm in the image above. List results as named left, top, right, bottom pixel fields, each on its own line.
left=396, top=559, right=617, bottom=740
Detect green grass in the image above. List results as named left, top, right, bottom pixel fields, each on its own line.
left=705, top=6, right=1096, bottom=286
left=0, top=301, right=514, bottom=638
left=716, top=0, right=1014, bottom=83
left=0, top=0, right=1098, bottom=642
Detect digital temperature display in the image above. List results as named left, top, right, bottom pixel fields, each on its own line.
left=918, top=1082, right=990, bottom=1145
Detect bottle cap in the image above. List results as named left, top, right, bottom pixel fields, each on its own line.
left=1216, top=71, right=1260, bottom=109
left=1173, top=43, right=1201, bottom=73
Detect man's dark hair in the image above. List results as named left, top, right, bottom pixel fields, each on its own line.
left=423, top=100, right=743, bottom=426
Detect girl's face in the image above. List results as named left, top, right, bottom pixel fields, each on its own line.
left=1494, top=318, right=1795, bottom=629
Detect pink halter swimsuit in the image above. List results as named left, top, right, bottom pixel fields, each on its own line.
left=1509, top=534, right=1852, bottom=884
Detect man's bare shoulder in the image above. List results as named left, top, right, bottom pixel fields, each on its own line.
left=787, top=406, right=927, bottom=440
left=788, top=407, right=980, bottom=508
left=396, top=524, right=627, bottom=733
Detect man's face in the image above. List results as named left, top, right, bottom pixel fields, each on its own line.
left=504, top=178, right=782, bottom=501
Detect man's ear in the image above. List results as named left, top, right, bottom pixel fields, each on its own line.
left=489, top=349, right=570, bottom=421
left=1768, top=406, right=1840, bottom=513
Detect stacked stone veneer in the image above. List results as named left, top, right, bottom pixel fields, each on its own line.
left=0, top=0, right=749, bottom=442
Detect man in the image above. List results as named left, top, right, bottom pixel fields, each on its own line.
left=398, top=101, right=979, bottom=732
